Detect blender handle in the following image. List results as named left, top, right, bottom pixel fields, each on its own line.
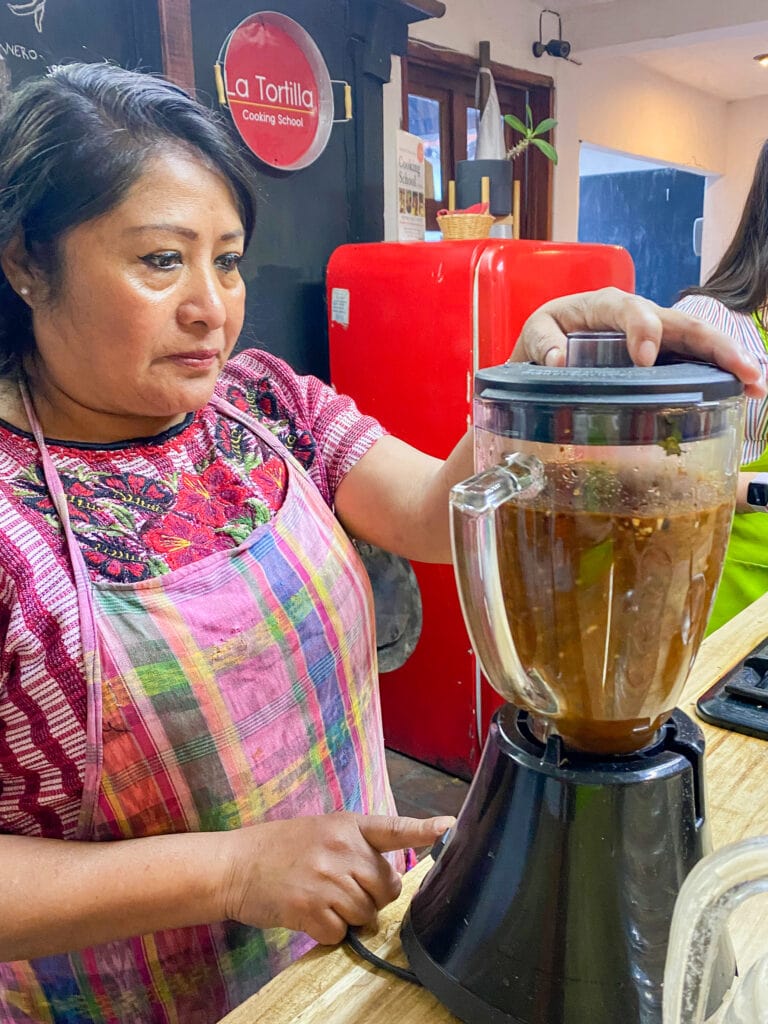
left=449, top=452, right=543, bottom=701
left=663, top=836, right=768, bottom=1024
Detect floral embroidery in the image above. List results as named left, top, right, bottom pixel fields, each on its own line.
left=93, top=473, right=175, bottom=515
left=225, top=378, right=317, bottom=469
left=141, top=512, right=231, bottom=571
left=80, top=536, right=150, bottom=583
left=6, top=372, right=324, bottom=581
left=249, top=454, right=287, bottom=508
left=174, top=464, right=251, bottom=528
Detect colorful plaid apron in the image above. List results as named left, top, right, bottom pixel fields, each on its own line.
left=1, top=390, right=400, bottom=1023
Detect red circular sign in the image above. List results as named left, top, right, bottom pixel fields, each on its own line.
left=222, top=12, right=333, bottom=171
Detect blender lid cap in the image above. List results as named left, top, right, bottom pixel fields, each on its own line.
left=476, top=358, right=744, bottom=403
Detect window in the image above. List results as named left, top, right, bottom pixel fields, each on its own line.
left=402, top=40, right=555, bottom=238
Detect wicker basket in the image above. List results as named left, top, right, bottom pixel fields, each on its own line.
left=438, top=212, right=495, bottom=240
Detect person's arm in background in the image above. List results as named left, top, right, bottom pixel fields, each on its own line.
left=335, top=287, right=766, bottom=564
left=738, top=472, right=768, bottom=513
left=672, top=292, right=768, bottom=514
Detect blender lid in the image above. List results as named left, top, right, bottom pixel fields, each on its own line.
left=476, top=359, right=743, bottom=405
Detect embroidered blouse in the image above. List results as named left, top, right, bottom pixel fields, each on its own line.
left=0, top=349, right=385, bottom=838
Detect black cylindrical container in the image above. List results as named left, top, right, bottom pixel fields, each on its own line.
left=455, top=158, right=512, bottom=216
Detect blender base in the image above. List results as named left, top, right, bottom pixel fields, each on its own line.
left=401, top=705, right=734, bottom=1024
left=400, top=928, right=525, bottom=1024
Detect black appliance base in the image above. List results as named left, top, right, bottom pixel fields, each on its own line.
left=401, top=705, right=733, bottom=1024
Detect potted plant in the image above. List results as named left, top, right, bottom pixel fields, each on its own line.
left=504, top=105, right=558, bottom=164
left=455, top=105, right=558, bottom=217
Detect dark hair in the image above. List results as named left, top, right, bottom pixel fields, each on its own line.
left=0, top=62, right=258, bottom=366
left=678, top=139, right=768, bottom=313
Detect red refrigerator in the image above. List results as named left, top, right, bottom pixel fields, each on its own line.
left=327, top=239, right=635, bottom=778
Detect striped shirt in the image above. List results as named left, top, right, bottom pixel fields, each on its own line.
left=674, top=294, right=768, bottom=465
left=0, top=349, right=385, bottom=839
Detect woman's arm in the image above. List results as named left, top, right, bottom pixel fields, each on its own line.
left=335, top=431, right=472, bottom=564
left=0, top=813, right=452, bottom=961
left=0, top=831, right=228, bottom=961
left=335, top=288, right=767, bottom=563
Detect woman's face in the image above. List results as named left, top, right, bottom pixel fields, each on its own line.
left=28, top=150, right=247, bottom=441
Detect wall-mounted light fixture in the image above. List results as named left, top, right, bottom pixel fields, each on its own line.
left=754, top=53, right=768, bottom=67
left=533, top=9, right=581, bottom=64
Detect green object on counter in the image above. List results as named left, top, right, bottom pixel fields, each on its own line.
left=707, top=312, right=768, bottom=635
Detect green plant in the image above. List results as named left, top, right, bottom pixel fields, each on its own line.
left=504, top=105, right=558, bottom=164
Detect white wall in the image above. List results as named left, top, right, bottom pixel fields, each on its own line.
left=563, top=0, right=768, bottom=53
left=384, top=1, right=766, bottom=280
left=553, top=53, right=728, bottom=241
left=406, top=0, right=542, bottom=72
left=699, top=95, right=768, bottom=280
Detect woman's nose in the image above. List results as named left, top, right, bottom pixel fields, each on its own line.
left=177, top=268, right=229, bottom=330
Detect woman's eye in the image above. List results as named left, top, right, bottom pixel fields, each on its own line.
left=216, top=252, right=243, bottom=273
left=141, top=251, right=182, bottom=270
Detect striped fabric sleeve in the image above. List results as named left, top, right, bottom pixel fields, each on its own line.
left=673, top=294, right=768, bottom=464
left=673, top=294, right=741, bottom=335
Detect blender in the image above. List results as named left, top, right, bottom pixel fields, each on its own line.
left=400, top=334, right=743, bottom=1024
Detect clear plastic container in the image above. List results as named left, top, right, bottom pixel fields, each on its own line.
left=663, top=836, right=768, bottom=1024
left=450, top=353, right=744, bottom=754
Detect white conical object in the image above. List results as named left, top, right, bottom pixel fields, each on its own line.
left=475, top=67, right=506, bottom=161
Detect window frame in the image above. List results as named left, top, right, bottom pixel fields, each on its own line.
left=402, top=40, right=555, bottom=238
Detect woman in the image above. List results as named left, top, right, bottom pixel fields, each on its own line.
left=675, top=139, right=768, bottom=633
left=0, top=63, right=761, bottom=1024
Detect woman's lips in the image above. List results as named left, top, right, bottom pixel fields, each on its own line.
left=167, top=350, right=219, bottom=369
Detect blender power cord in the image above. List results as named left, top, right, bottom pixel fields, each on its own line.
left=344, top=928, right=422, bottom=985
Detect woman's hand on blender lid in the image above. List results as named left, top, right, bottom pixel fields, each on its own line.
left=513, top=286, right=767, bottom=399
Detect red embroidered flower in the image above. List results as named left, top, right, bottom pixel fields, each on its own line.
left=224, top=383, right=252, bottom=415
left=174, top=465, right=250, bottom=527
left=287, top=428, right=315, bottom=468
left=19, top=470, right=102, bottom=524
left=142, top=513, right=228, bottom=570
left=20, top=487, right=55, bottom=516
left=249, top=454, right=287, bottom=509
left=222, top=378, right=316, bottom=469
left=215, top=419, right=251, bottom=462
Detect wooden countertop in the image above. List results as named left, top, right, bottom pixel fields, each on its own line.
left=219, top=592, right=768, bottom=1024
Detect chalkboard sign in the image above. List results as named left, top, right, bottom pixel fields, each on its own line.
left=0, top=0, right=162, bottom=94
left=578, top=168, right=704, bottom=308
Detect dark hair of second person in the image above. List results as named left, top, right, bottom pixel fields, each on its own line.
left=0, top=61, right=258, bottom=370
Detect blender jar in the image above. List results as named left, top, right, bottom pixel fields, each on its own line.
left=450, top=347, right=744, bottom=755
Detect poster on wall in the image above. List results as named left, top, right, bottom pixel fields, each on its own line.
left=396, top=130, right=426, bottom=241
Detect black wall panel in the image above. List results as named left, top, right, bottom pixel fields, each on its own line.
left=191, top=1, right=410, bottom=378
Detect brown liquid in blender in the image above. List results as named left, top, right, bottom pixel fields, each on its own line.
left=492, top=470, right=733, bottom=754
